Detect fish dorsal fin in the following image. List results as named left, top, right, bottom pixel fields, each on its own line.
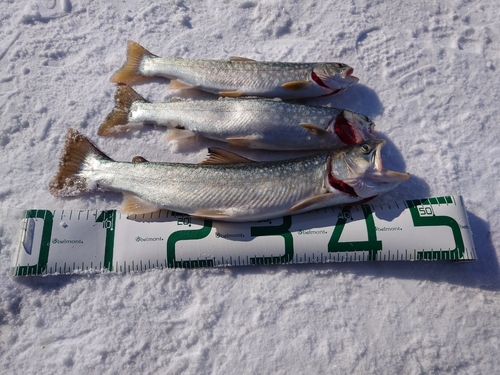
left=230, top=56, right=256, bottom=62
left=300, top=123, right=330, bottom=136
left=287, top=193, right=332, bottom=213
left=200, top=147, right=254, bottom=165
left=281, top=80, right=312, bottom=91
left=121, top=192, right=161, bottom=215
left=132, top=156, right=148, bottom=163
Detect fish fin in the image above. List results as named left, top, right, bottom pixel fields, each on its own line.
left=98, top=84, right=148, bottom=136
left=229, top=56, right=256, bottom=62
left=219, top=90, right=245, bottom=97
left=192, top=209, right=231, bottom=220
left=121, top=192, right=161, bottom=215
left=287, top=194, right=332, bottom=213
left=49, top=129, right=113, bottom=197
left=226, top=136, right=258, bottom=149
left=281, top=80, right=312, bottom=91
left=165, top=128, right=196, bottom=140
left=110, top=40, right=156, bottom=84
left=132, top=156, right=148, bottom=163
left=169, top=80, right=195, bottom=90
left=300, top=123, right=329, bottom=136
left=200, top=147, right=254, bottom=165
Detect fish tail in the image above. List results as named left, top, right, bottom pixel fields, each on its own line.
left=98, top=84, right=148, bottom=136
left=109, top=40, right=156, bottom=84
left=49, top=129, right=113, bottom=197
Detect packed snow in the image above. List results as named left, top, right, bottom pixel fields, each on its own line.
left=1, top=0, right=499, bottom=374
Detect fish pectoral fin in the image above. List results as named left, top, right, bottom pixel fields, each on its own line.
left=200, top=147, right=255, bottom=165
left=287, top=194, right=332, bottom=213
left=300, top=123, right=330, bottom=136
left=192, top=209, right=231, bottom=220
left=281, top=80, right=312, bottom=91
left=170, top=80, right=195, bottom=90
left=132, top=156, right=148, bottom=163
left=229, top=56, right=256, bottom=62
left=165, top=129, right=196, bottom=140
left=121, top=193, right=161, bottom=215
left=226, top=135, right=259, bottom=149
left=219, top=90, right=245, bottom=97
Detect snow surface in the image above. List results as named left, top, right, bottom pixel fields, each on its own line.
left=1, top=0, right=500, bottom=373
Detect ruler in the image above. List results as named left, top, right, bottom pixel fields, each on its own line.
left=11, top=195, right=476, bottom=276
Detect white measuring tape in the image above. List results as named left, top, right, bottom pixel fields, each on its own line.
left=11, top=195, right=476, bottom=276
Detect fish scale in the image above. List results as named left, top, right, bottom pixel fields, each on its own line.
left=190, top=63, right=289, bottom=89
left=157, top=161, right=317, bottom=211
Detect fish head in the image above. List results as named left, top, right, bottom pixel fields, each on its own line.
left=326, top=140, right=409, bottom=198
left=311, top=63, right=359, bottom=94
left=326, top=110, right=377, bottom=145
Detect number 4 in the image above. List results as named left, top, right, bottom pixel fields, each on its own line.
left=328, top=205, right=382, bottom=260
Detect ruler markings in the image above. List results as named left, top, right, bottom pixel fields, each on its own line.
left=11, top=196, right=477, bottom=275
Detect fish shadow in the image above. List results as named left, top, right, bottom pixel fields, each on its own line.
left=301, top=83, right=384, bottom=120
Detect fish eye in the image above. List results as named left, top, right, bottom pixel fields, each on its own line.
left=335, top=63, right=343, bottom=69
left=361, top=143, right=371, bottom=154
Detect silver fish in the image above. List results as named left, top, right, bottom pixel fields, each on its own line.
left=49, top=129, right=409, bottom=222
left=99, top=84, right=376, bottom=150
left=110, top=41, right=359, bottom=100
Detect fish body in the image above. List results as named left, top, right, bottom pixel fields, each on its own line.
left=50, top=129, right=409, bottom=222
left=110, top=41, right=359, bottom=100
left=99, top=85, right=376, bottom=150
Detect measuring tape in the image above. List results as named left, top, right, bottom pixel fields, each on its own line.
left=11, top=195, right=476, bottom=276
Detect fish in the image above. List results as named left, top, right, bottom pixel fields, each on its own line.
left=49, top=129, right=409, bottom=222
left=98, top=84, right=376, bottom=150
left=109, top=40, right=359, bottom=100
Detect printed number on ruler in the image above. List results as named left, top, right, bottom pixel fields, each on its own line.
left=14, top=196, right=471, bottom=275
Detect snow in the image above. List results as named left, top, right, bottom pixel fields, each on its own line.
left=1, top=0, right=499, bottom=373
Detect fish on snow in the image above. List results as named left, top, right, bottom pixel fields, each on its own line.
left=110, top=41, right=359, bottom=100
left=49, top=129, right=409, bottom=222
left=98, top=84, right=376, bottom=150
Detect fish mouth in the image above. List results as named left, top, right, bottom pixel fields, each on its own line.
left=327, top=140, right=409, bottom=198
left=312, top=66, right=359, bottom=93
left=326, top=139, right=409, bottom=199
left=372, top=140, right=410, bottom=183
left=375, top=169, right=410, bottom=183
left=342, top=67, right=359, bottom=82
